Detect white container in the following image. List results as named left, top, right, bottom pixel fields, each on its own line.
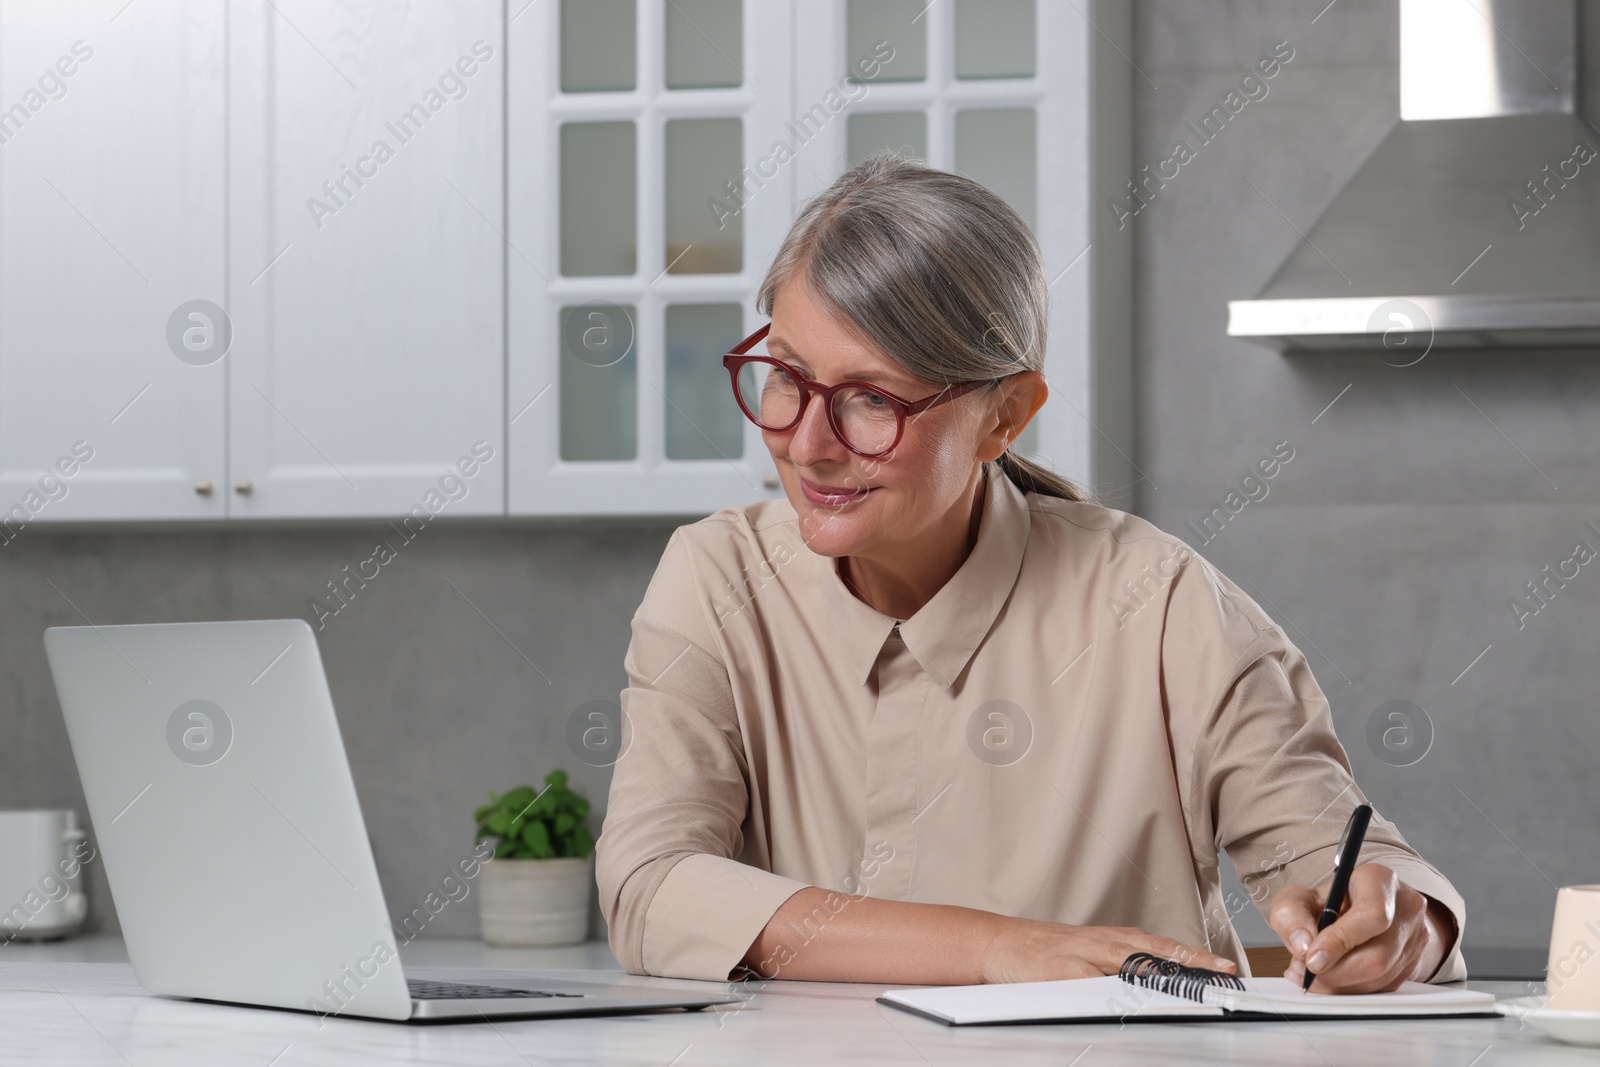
left=478, top=855, right=593, bottom=947
left=0, top=810, right=89, bottom=940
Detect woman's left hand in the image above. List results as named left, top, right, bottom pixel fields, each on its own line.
left=1267, top=862, right=1451, bottom=993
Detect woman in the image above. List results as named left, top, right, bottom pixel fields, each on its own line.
left=596, top=152, right=1463, bottom=991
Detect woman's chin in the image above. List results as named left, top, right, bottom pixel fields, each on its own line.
left=793, top=507, right=875, bottom=559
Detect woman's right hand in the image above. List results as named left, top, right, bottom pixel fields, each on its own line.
left=978, top=916, right=1237, bottom=984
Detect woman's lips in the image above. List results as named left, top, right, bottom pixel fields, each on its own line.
left=798, top=476, right=874, bottom=507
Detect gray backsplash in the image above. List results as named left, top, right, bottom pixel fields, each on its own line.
left=1129, top=0, right=1599, bottom=951
left=0, top=521, right=676, bottom=942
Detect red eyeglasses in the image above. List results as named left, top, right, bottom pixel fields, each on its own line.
left=721, top=323, right=989, bottom=458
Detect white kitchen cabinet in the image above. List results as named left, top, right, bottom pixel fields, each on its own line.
left=0, top=0, right=1127, bottom=524
left=0, top=0, right=227, bottom=522
left=507, top=0, right=794, bottom=515
left=1, top=0, right=505, bottom=524
left=508, top=0, right=1127, bottom=516
left=226, top=0, right=505, bottom=518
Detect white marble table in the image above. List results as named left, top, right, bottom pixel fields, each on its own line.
left=0, top=937, right=1583, bottom=1065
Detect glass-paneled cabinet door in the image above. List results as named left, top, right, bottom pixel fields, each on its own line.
left=794, top=0, right=1095, bottom=485
left=509, top=0, right=795, bottom=515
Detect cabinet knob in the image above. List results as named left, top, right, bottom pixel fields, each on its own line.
left=194, top=480, right=213, bottom=496
left=234, top=479, right=254, bottom=495
left=761, top=476, right=780, bottom=490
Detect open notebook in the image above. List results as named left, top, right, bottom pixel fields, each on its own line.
left=879, top=952, right=1500, bottom=1025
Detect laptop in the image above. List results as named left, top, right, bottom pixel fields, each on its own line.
left=42, top=618, right=742, bottom=1022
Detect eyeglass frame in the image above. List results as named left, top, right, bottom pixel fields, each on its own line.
left=721, top=323, right=993, bottom=459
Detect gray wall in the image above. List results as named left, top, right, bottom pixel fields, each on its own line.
left=1130, top=0, right=1599, bottom=948
left=2, top=0, right=1591, bottom=957
left=0, top=521, right=676, bottom=939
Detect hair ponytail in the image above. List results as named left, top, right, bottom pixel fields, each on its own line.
left=992, top=451, right=1091, bottom=502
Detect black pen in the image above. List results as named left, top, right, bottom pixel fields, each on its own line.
left=1302, top=802, right=1373, bottom=993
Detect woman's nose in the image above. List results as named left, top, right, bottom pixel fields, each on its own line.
left=785, top=394, right=848, bottom=465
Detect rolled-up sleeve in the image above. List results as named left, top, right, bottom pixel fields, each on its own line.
left=1164, top=554, right=1467, bottom=983
left=595, top=530, right=811, bottom=980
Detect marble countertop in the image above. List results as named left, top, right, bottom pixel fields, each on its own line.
left=0, top=937, right=1578, bottom=1065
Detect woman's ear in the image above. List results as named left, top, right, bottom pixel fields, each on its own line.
left=976, top=371, right=1048, bottom=462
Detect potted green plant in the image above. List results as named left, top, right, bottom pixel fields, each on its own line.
left=474, top=770, right=596, bottom=946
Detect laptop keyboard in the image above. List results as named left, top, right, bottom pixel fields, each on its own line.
left=407, top=979, right=584, bottom=1001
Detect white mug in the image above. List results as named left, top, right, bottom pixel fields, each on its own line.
left=1547, top=885, right=1600, bottom=1011
left=0, top=809, right=90, bottom=941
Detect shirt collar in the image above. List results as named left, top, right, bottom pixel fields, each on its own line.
left=809, top=463, right=1031, bottom=691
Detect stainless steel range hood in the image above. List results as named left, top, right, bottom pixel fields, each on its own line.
left=1228, top=0, right=1600, bottom=351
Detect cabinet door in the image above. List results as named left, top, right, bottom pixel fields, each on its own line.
left=0, top=0, right=227, bottom=522
left=508, top=0, right=793, bottom=516
left=227, top=0, right=505, bottom=518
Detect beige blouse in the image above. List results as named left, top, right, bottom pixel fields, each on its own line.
left=596, top=462, right=1466, bottom=984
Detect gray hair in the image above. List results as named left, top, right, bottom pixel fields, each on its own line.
left=755, top=150, right=1088, bottom=502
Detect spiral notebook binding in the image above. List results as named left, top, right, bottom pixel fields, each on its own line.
left=1117, top=952, right=1247, bottom=1003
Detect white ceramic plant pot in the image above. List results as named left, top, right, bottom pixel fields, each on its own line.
left=478, top=855, right=593, bottom=947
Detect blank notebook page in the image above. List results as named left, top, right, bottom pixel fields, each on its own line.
left=1206, top=976, right=1496, bottom=1016
left=879, top=975, right=1497, bottom=1025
